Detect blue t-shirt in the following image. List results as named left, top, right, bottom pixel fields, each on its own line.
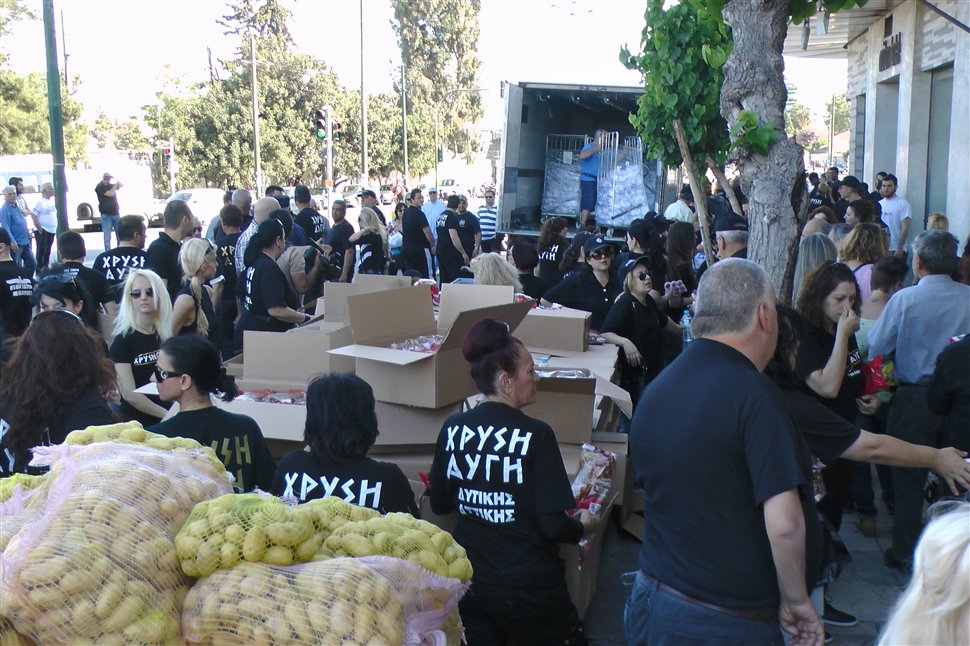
left=579, top=142, right=599, bottom=180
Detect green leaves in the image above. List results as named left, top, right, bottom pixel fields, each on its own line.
left=729, top=110, right=777, bottom=156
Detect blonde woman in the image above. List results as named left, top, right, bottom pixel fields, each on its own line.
left=878, top=502, right=969, bottom=646
left=349, top=207, right=388, bottom=274
left=110, top=269, right=173, bottom=426
left=470, top=252, right=522, bottom=291
left=792, top=233, right=837, bottom=304
left=171, top=238, right=219, bottom=344
left=927, top=212, right=948, bottom=231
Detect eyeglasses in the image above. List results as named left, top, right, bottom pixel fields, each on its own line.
left=590, top=250, right=613, bottom=260
left=153, top=365, right=184, bottom=381
left=635, top=271, right=650, bottom=281
left=193, top=227, right=203, bottom=233
left=130, top=288, right=154, bottom=299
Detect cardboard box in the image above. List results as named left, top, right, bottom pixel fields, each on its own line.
left=375, top=451, right=436, bottom=484
left=330, top=287, right=532, bottom=408
left=521, top=370, right=632, bottom=445
left=242, top=324, right=355, bottom=382
left=437, top=283, right=514, bottom=329
left=562, top=485, right=619, bottom=619
left=223, top=353, right=245, bottom=378
left=515, top=306, right=591, bottom=353
left=370, top=401, right=461, bottom=453
left=313, top=275, right=412, bottom=322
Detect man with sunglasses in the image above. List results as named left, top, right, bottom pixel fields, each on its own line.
left=0, top=228, right=33, bottom=336
left=477, top=189, right=498, bottom=252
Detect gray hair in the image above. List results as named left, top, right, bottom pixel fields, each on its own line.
left=793, top=233, right=837, bottom=303
left=912, top=230, right=958, bottom=276
left=1, top=186, right=15, bottom=196
left=231, top=188, right=252, bottom=209
left=41, top=182, right=54, bottom=191
left=692, top=258, right=774, bottom=337
left=719, top=230, right=748, bottom=246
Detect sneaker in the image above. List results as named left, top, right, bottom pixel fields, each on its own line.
left=857, top=517, right=877, bottom=538
left=884, top=548, right=912, bottom=576
left=823, top=602, right=858, bottom=627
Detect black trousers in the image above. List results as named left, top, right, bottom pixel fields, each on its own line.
left=35, top=229, right=55, bottom=270
left=402, top=245, right=433, bottom=279
left=887, top=385, right=942, bottom=561
left=459, top=581, right=586, bottom=646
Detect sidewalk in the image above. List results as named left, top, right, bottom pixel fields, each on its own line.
left=584, top=501, right=905, bottom=645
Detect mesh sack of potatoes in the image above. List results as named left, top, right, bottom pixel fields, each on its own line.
left=0, top=474, right=49, bottom=554
left=181, top=555, right=468, bottom=645
left=176, top=493, right=381, bottom=577
left=316, top=511, right=474, bottom=582
left=0, top=423, right=233, bottom=645
left=0, top=618, right=34, bottom=646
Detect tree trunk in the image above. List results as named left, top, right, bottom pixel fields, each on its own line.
left=720, top=0, right=806, bottom=303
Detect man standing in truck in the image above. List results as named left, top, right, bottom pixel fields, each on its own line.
left=578, top=129, right=606, bottom=231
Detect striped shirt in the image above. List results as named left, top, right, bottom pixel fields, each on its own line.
left=477, top=204, right=497, bottom=241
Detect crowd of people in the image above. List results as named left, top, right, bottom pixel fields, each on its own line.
left=1, top=164, right=969, bottom=646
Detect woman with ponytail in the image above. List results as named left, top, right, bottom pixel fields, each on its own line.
left=171, top=238, right=219, bottom=345
left=149, top=335, right=275, bottom=493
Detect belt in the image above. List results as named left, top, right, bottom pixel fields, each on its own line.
left=642, top=572, right=777, bottom=622
left=580, top=175, right=597, bottom=181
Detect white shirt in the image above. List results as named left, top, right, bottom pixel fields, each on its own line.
left=879, top=195, right=911, bottom=253
left=664, top=200, right=694, bottom=224
left=422, top=199, right=446, bottom=242
left=32, top=196, right=58, bottom=233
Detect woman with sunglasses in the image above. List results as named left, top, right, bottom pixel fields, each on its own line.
left=35, top=272, right=99, bottom=329
left=234, top=219, right=306, bottom=353
left=0, top=309, right=116, bottom=475
left=541, top=234, right=621, bottom=331
left=149, top=335, right=275, bottom=493
left=110, top=269, right=173, bottom=426
left=172, top=238, right=219, bottom=346
left=601, top=256, right=680, bottom=429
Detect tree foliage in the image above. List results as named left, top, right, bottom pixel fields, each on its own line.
left=0, top=0, right=34, bottom=65
left=0, top=69, right=87, bottom=164
left=91, top=111, right=113, bottom=148
left=391, top=0, right=484, bottom=161
left=784, top=102, right=812, bottom=139
left=620, top=0, right=732, bottom=169
left=824, top=92, right=850, bottom=134
left=113, top=117, right=151, bottom=152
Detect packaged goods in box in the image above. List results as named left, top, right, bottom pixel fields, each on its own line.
left=181, top=556, right=467, bottom=645
left=515, top=305, right=591, bottom=352
left=521, top=368, right=632, bottom=445
left=562, top=485, right=619, bottom=619
left=0, top=424, right=232, bottom=645
left=330, top=287, right=532, bottom=407
left=242, top=323, right=354, bottom=381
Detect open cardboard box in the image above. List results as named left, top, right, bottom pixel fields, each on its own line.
left=520, top=370, right=631, bottom=446
left=330, top=287, right=532, bottom=408
left=242, top=324, right=355, bottom=382
left=437, top=283, right=515, bottom=329
left=515, top=306, right=591, bottom=353
left=312, top=274, right=412, bottom=322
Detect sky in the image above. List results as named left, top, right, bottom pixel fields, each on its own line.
left=8, top=0, right=846, bottom=131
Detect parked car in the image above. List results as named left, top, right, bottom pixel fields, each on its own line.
left=379, top=184, right=394, bottom=205
left=159, top=188, right=226, bottom=228
left=339, top=183, right=362, bottom=207
left=438, top=178, right=458, bottom=198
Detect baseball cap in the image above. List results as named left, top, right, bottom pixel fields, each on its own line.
left=428, top=187, right=438, bottom=193
left=360, top=189, right=377, bottom=199
left=583, top=234, right=611, bottom=255
left=570, top=231, right=593, bottom=253
left=103, top=173, right=113, bottom=181
left=841, top=176, right=863, bottom=191
left=713, top=212, right=748, bottom=232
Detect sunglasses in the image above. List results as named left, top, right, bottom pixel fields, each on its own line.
left=153, top=366, right=184, bottom=381
left=635, top=271, right=650, bottom=282
left=130, top=288, right=154, bottom=299
left=590, top=250, right=613, bottom=260
left=194, top=227, right=203, bottom=233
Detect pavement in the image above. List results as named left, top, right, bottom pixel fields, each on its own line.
left=584, top=473, right=905, bottom=645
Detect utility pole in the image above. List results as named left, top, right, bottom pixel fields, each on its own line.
left=251, top=34, right=262, bottom=197
left=42, top=0, right=68, bottom=235
left=359, top=0, right=368, bottom=184
left=168, top=136, right=176, bottom=194
left=60, top=10, right=69, bottom=92
left=324, top=105, right=334, bottom=206
left=402, top=62, right=409, bottom=182
left=827, top=93, right=835, bottom=170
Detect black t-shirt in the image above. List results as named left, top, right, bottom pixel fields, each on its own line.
left=455, top=212, right=480, bottom=257
left=145, top=232, right=183, bottom=303
left=537, top=242, right=566, bottom=288
left=95, top=181, right=119, bottom=216
left=150, top=407, right=275, bottom=493
left=429, top=401, right=579, bottom=587
left=833, top=199, right=849, bottom=223
left=928, top=336, right=970, bottom=453
left=519, top=273, right=547, bottom=301
left=542, top=268, right=622, bottom=331
left=795, top=325, right=865, bottom=421
left=327, top=220, right=355, bottom=279
left=272, top=450, right=417, bottom=514
left=109, top=329, right=168, bottom=426
left=436, top=210, right=462, bottom=264
left=601, top=292, right=667, bottom=380
left=631, top=339, right=806, bottom=610
left=295, top=207, right=331, bottom=243
left=808, top=186, right=833, bottom=210
left=92, top=247, right=147, bottom=290
left=0, top=393, right=116, bottom=476
left=781, top=389, right=860, bottom=466
left=176, top=282, right=218, bottom=345
left=55, top=261, right=111, bottom=307
left=239, top=253, right=299, bottom=333
left=0, top=260, right=33, bottom=337
left=402, top=206, right=430, bottom=250
left=356, top=232, right=385, bottom=273
left=216, top=231, right=241, bottom=302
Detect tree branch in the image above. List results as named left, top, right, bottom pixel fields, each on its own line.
left=674, top=119, right=715, bottom=267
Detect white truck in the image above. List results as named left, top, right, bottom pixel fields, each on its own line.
left=497, top=81, right=672, bottom=238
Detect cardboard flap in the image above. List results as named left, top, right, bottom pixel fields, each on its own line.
left=537, top=374, right=597, bottom=396
left=352, top=274, right=411, bottom=289
left=328, top=343, right=434, bottom=366
left=438, top=284, right=514, bottom=330
left=532, top=305, right=592, bottom=321
left=439, top=300, right=533, bottom=352
left=594, top=375, right=633, bottom=418
left=345, top=286, right=436, bottom=344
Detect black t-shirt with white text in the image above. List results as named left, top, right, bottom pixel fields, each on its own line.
left=109, top=329, right=169, bottom=425
left=795, top=325, right=865, bottom=421
left=239, top=254, right=299, bottom=333
left=295, top=207, right=331, bottom=243
left=537, top=242, right=566, bottom=288
left=216, top=231, right=241, bottom=303
left=429, top=401, right=579, bottom=587
left=0, top=260, right=33, bottom=336
left=326, top=220, right=355, bottom=279
left=356, top=232, right=385, bottom=273
left=272, top=450, right=418, bottom=515
left=436, top=210, right=462, bottom=264
left=92, top=247, right=147, bottom=291
left=150, top=407, right=275, bottom=493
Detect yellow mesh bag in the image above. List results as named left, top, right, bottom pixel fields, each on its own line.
left=181, top=556, right=468, bottom=645
left=0, top=424, right=233, bottom=645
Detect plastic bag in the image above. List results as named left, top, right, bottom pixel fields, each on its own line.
left=317, top=512, right=473, bottom=582
left=862, top=355, right=896, bottom=395
left=567, top=444, right=615, bottom=567
left=0, top=423, right=233, bottom=645
left=391, top=334, right=444, bottom=353
left=182, top=556, right=467, bottom=645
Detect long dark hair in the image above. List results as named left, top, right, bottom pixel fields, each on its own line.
left=537, top=217, right=568, bottom=253
left=0, top=311, right=116, bottom=471
left=34, top=272, right=99, bottom=329
left=795, top=261, right=861, bottom=332
left=160, top=335, right=237, bottom=402
left=665, top=221, right=696, bottom=284
left=764, top=304, right=805, bottom=391
left=304, top=373, right=379, bottom=462
left=243, top=218, right=285, bottom=267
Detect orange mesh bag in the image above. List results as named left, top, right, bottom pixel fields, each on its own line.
left=0, top=424, right=233, bottom=645
left=317, top=512, right=473, bottom=582
left=181, top=556, right=468, bottom=645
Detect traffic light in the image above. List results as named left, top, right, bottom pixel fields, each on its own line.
left=437, top=147, right=444, bottom=163
left=332, top=122, right=342, bottom=141
left=314, top=109, right=326, bottom=139
left=163, top=147, right=172, bottom=156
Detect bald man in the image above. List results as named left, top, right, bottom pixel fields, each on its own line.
left=235, top=196, right=281, bottom=271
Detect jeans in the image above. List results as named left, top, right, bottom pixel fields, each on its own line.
left=14, top=244, right=36, bottom=277
left=101, top=213, right=120, bottom=251
left=624, top=572, right=782, bottom=646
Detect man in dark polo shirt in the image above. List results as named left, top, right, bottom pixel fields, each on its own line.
left=625, top=259, right=822, bottom=645
left=146, top=199, right=194, bottom=303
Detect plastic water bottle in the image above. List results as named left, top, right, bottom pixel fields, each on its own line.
left=681, top=310, right=694, bottom=350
